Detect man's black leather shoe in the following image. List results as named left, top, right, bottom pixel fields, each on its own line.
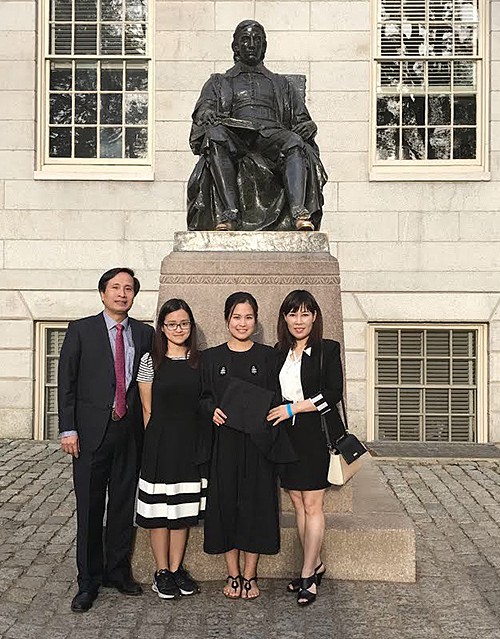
left=103, top=577, right=143, bottom=596
left=71, top=590, right=97, bottom=612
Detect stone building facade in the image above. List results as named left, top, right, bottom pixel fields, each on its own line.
left=0, top=0, right=499, bottom=443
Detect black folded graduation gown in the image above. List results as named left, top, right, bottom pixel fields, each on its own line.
left=200, top=342, right=295, bottom=555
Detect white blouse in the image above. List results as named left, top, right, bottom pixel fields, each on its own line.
left=279, top=347, right=311, bottom=402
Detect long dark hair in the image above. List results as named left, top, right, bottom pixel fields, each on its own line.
left=152, top=299, right=199, bottom=370
left=276, top=290, right=323, bottom=352
left=224, top=291, right=258, bottom=322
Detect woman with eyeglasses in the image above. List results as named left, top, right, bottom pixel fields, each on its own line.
left=200, top=291, right=295, bottom=600
left=136, top=299, right=206, bottom=600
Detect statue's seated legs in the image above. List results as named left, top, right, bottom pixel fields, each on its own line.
left=202, top=125, right=314, bottom=231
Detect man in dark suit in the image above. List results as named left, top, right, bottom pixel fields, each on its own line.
left=58, top=267, right=154, bottom=612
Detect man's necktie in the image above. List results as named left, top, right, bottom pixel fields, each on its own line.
left=114, top=323, right=127, bottom=419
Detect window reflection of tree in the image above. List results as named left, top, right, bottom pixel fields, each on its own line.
left=378, top=0, right=477, bottom=160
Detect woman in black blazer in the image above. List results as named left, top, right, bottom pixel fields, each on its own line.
left=267, top=290, right=344, bottom=607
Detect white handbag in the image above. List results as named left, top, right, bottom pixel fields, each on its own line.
left=327, top=450, right=364, bottom=486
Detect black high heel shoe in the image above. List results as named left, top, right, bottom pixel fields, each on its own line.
left=287, top=562, right=325, bottom=593
left=297, top=574, right=317, bottom=607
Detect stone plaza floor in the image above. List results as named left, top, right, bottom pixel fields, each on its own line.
left=0, top=440, right=499, bottom=639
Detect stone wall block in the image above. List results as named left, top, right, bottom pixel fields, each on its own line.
left=156, top=121, right=192, bottom=152
left=126, top=211, right=186, bottom=241
left=320, top=152, right=368, bottom=183
left=215, top=2, right=255, bottom=30
left=0, top=121, right=34, bottom=150
left=322, top=212, right=399, bottom=242
left=0, top=379, right=32, bottom=408
left=0, top=210, right=125, bottom=240
left=264, top=31, right=369, bottom=61
left=0, top=291, right=31, bottom=318
left=5, top=240, right=127, bottom=270
left=0, top=350, right=32, bottom=378
left=0, top=3, right=36, bottom=31
left=157, top=2, right=215, bottom=30
left=0, top=320, right=32, bottom=348
left=311, top=2, right=369, bottom=31
left=309, top=91, right=369, bottom=122
left=321, top=181, right=338, bottom=212
left=255, top=3, right=310, bottom=30
left=310, top=62, right=370, bottom=91
left=341, top=293, right=367, bottom=321
left=125, top=240, right=175, bottom=271
left=156, top=31, right=230, bottom=61
left=490, top=351, right=500, bottom=382
left=0, top=32, right=35, bottom=60
left=345, top=380, right=366, bottom=411
left=156, top=91, right=199, bottom=121
left=316, top=122, right=369, bottom=152
left=156, top=151, right=198, bottom=181
left=399, top=212, right=460, bottom=242
left=0, top=408, right=32, bottom=438
left=5, top=181, right=185, bottom=211
left=460, top=212, right=500, bottom=241
left=156, top=61, right=215, bottom=91
left=343, top=321, right=366, bottom=351
left=345, top=351, right=366, bottom=380
left=338, top=241, right=500, bottom=272
left=354, top=292, right=499, bottom=322
left=0, top=150, right=34, bottom=180
left=342, top=271, right=500, bottom=295
left=0, top=91, right=34, bottom=120
left=0, top=61, right=34, bottom=90
left=338, top=182, right=500, bottom=212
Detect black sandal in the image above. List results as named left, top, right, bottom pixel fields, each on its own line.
left=241, top=576, right=259, bottom=600
left=297, top=574, right=317, bottom=607
left=287, top=563, right=324, bottom=593
left=224, top=575, right=241, bottom=599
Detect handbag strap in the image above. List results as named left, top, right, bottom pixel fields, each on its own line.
left=319, top=342, right=348, bottom=451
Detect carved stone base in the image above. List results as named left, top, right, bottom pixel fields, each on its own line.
left=158, top=231, right=343, bottom=348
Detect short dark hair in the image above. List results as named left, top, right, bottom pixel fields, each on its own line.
left=232, top=20, right=267, bottom=62
left=224, top=291, right=258, bottom=322
left=98, top=268, right=140, bottom=295
left=152, top=299, right=199, bottom=370
left=276, top=290, right=323, bottom=352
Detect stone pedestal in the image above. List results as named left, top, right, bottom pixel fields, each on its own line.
left=132, top=232, right=416, bottom=584
left=157, top=231, right=343, bottom=348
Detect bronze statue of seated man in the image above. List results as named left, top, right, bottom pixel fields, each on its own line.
left=187, top=20, right=328, bottom=232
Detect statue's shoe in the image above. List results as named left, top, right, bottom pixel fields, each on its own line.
left=295, top=219, right=315, bottom=231
left=215, top=222, right=235, bottom=231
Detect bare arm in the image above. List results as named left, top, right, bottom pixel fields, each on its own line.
left=138, top=382, right=153, bottom=428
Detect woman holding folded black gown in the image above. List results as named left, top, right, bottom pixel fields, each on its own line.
left=201, top=291, right=294, bottom=600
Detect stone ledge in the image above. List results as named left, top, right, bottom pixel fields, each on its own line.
left=174, top=231, right=330, bottom=253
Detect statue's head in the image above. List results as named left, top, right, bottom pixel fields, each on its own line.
left=232, top=20, right=267, bottom=65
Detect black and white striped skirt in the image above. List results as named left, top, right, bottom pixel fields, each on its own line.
left=136, top=476, right=207, bottom=529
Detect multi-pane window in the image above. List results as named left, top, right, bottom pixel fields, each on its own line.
left=40, top=0, right=152, bottom=167
left=372, top=326, right=486, bottom=442
left=374, top=0, right=484, bottom=164
left=35, top=324, right=68, bottom=440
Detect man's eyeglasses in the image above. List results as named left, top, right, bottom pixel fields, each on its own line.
left=163, top=321, right=191, bottom=331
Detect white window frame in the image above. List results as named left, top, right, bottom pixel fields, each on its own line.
left=36, top=0, right=155, bottom=181
left=369, top=0, right=489, bottom=181
left=34, top=321, right=68, bottom=440
left=367, top=323, right=488, bottom=442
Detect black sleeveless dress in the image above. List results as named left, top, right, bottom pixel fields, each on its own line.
left=136, top=355, right=207, bottom=530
